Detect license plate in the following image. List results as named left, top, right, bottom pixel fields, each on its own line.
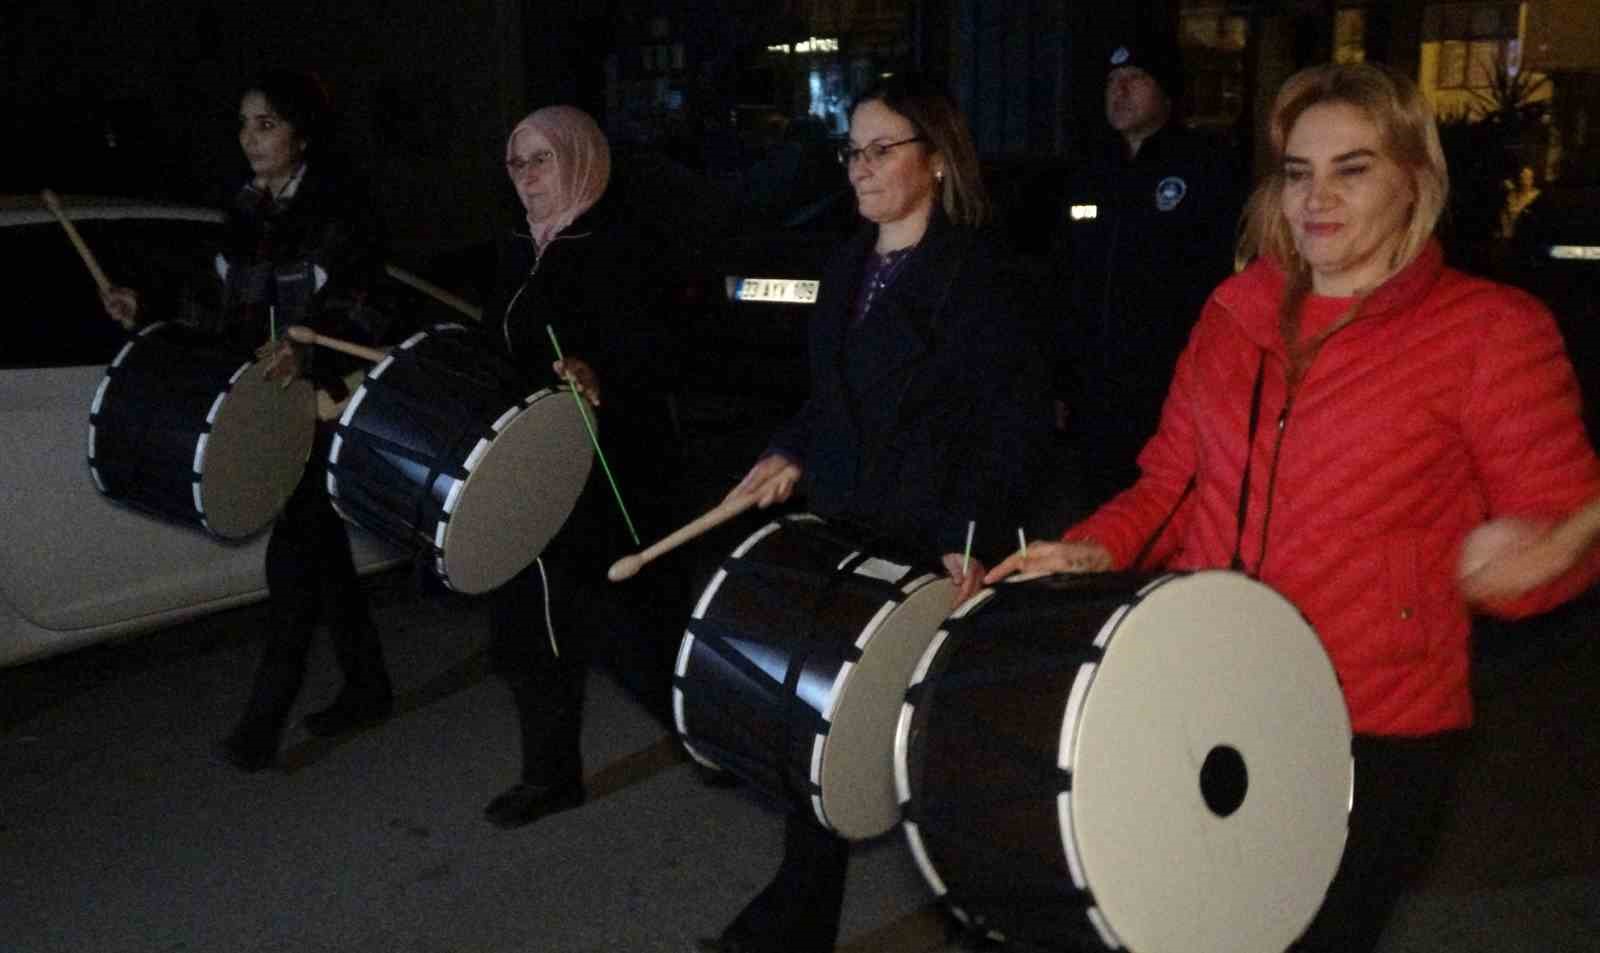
left=728, top=277, right=820, bottom=304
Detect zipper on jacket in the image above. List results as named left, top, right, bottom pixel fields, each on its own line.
left=1251, top=302, right=1369, bottom=575
left=1252, top=397, right=1293, bottom=575
left=501, top=237, right=547, bottom=357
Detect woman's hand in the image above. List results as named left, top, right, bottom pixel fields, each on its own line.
left=1459, top=501, right=1600, bottom=604
left=256, top=338, right=301, bottom=386
left=100, top=286, right=140, bottom=330
left=984, top=539, right=1113, bottom=584
left=941, top=553, right=987, bottom=608
left=553, top=357, right=601, bottom=407
left=728, top=453, right=802, bottom=509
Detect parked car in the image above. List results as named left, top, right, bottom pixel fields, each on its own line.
left=0, top=194, right=463, bottom=668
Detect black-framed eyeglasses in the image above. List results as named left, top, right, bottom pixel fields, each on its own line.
left=505, top=150, right=556, bottom=175
left=836, top=136, right=924, bottom=167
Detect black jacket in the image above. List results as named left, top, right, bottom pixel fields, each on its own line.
left=488, top=193, right=677, bottom=408
left=1055, top=124, right=1245, bottom=430
left=770, top=210, right=1052, bottom=563
left=148, top=162, right=390, bottom=398
left=487, top=192, right=682, bottom=542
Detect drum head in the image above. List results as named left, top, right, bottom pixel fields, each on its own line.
left=440, top=390, right=593, bottom=594
left=821, top=575, right=954, bottom=840
left=200, top=366, right=315, bottom=539
left=1068, top=571, right=1351, bottom=953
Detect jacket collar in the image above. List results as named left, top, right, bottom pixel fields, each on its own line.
left=510, top=191, right=615, bottom=249
left=1218, top=238, right=1446, bottom=353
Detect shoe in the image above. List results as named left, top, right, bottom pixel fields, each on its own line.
left=303, top=690, right=394, bottom=738
left=482, top=780, right=586, bottom=829
left=214, top=732, right=276, bottom=773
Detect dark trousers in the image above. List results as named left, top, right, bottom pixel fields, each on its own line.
left=485, top=459, right=688, bottom=786
left=1291, top=730, right=1468, bottom=953
left=232, top=440, right=387, bottom=748
left=720, top=812, right=851, bottom=953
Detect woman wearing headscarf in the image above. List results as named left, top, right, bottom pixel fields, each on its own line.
left=479, top=105, right=687, bottom=829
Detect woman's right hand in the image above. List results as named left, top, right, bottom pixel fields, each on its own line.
left=984, top=539, right=1113, bottom=584
left=101, top=286, right=139, bottom=330
left=728, top=453, right=802, bottom=509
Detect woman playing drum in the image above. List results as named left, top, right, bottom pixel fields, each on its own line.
left=476, top=105, right=690, bottom=830
left=100, top=68, right=396, bottom=771
left=695, top=74, right=1053, bottom=953
left=989, top=63, right=1600, bottom=953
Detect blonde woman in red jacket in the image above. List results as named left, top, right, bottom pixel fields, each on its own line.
left=990, top=63, right=1600, bottom=953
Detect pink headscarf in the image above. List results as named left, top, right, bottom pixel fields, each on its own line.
left=505, top=105, right=611, bottom=249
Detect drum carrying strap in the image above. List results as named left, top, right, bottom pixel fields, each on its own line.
left=1229, top=350, right=1268, bottom=574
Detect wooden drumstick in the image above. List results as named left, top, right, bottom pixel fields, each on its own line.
left=284, top=326, right=390, bottom=363
left=41, top=189, right=112, bottom=294
left=608, top=491, right=760, bottom=582
left=385, top=264, right=483, bottom=321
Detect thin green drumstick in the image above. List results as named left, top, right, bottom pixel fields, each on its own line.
left=546, top=325, right=640, bottom=546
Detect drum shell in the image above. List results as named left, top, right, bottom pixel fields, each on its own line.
left=897, top=571, right=1353, bottom=953
left=327, top=324, right=592, bottom=594
left=87, top=322, right=314, bottom=539
left=675, top=514, right=953, bottom=839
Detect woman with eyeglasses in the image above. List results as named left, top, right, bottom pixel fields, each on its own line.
left=477, top=105, right=689, bottom=830
left=695, top=74, right=1053, bottom=953
left=100, top=68, right=396, bottom=773
left=988, top=63, right=1600, bottom=953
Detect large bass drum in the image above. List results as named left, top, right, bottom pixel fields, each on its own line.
left=895, top=571, right=1352, bottom=953
left=326, top=324, right=592, bottom=594
left=675, top=514, right=953, bottom=840
left=88, top=322, right=315, bottom=539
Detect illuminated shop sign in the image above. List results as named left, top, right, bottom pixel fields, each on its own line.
left=767, top=37, right=839, bottom=54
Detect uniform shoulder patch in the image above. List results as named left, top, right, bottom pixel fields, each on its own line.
left=1155, top=176, right=1188, bottom=212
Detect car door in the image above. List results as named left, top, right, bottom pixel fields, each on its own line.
left=0, top=204, right=406, bottom=667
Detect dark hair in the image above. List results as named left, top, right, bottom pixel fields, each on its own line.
left=851, top=73, right=991, bottom=226
left=244, top=68, right=333, bottom=153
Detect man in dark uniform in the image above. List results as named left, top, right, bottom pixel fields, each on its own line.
left=1056, top=27, right=1246, bottom=506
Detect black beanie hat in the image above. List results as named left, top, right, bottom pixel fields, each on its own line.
left=1106, top=27, right=1185, bottom=102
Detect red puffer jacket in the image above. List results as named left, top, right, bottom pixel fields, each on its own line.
left=1067, top=240, right=1600, bottom=736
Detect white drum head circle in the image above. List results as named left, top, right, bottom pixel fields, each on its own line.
left=200, top=365, right=315, bottom=539
left=819, top=575, right=955, bottom=840
left=439, top=389, right=594, bottom=594
left=1067, top=571, right=1352, bottom=953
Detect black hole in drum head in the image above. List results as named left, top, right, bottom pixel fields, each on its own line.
left=1200, top=745, right=1248, bottom=818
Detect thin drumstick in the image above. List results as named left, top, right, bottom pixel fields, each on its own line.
left=284, top=326, right=389, bottom=363
left=41, top=190, right=112, bottom=294
left=608, top=492, right=760, bottom=582
left=547, top=324, right=640, bottom=546
left=385, top=264, right=483, bottom=321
